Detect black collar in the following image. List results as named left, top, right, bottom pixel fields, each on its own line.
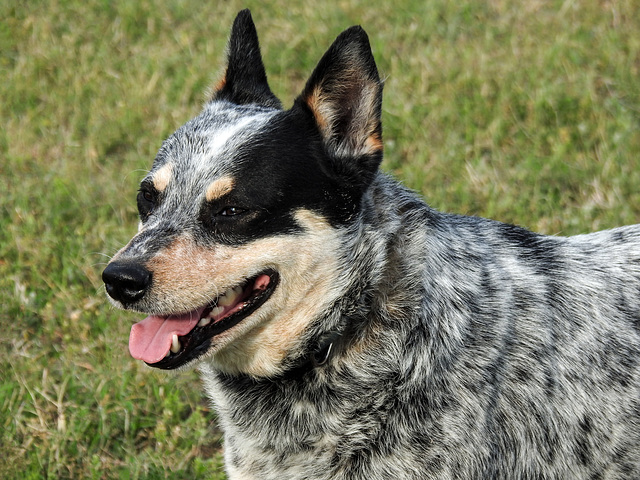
left=311, top=331, right=341, bottom=366
left=280, top=330, right=344, bottom=380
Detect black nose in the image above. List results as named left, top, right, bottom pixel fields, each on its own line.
left=102, top=261, right=152, bottom=305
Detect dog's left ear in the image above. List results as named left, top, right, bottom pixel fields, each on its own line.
left=295, top=26, right=383, bottom=182
left=213, top=10, right=281, bottom=109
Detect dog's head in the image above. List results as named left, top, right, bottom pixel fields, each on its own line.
left=102, top=10, right=383, bottom=377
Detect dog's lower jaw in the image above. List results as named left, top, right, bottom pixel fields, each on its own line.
left=197, top=309, right=324, bottom=378
left=198, top=331, right=288, bottom=378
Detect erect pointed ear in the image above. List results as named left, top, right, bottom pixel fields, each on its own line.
left=212, top=10, right=281, bottom=109
left=295, top=26, right=383, bottom=179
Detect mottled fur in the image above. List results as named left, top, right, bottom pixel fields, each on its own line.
left=104, top=10, right=640, bottom=479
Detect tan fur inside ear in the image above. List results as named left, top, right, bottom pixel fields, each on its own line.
left=364, top=132, right=383, bottom=154
left=305, top=85, right=331, bottom=132
left=303, top=73, right=382, bottom=158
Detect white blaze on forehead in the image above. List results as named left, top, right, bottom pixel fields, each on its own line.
left=170, top=104, right=278, bottom=184
left=204, top=106, right=276, bottom=159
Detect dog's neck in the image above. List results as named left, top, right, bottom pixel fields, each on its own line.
left=279, top=174, right=429, bottom=379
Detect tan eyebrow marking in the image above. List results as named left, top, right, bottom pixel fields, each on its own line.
left=205, top=176, right=235, bottom=202
left=152, top=163, right=173, bottom=192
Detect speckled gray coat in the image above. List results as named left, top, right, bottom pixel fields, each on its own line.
left=104, top=10, right=640, bottom=480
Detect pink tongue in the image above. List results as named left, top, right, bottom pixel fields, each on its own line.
left=129, top=311, right=202, bottom=364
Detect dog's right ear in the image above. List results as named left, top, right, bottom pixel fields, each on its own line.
left=212, top=10, right=281, bottom=109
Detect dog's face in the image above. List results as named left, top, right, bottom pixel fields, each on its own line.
left=103, top=10, right=383, bottom=377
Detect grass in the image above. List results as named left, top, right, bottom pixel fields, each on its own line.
left=1, top=0, right=638, bottom=478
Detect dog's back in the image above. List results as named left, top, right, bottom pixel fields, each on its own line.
left=377, top=176, right=640, bottom=478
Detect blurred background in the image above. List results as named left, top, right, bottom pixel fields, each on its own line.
left=1, top=0, right=638, bottom=478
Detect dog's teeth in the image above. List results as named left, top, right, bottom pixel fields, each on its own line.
left=218, top=286, right=241, bottom=307
left=198, top=317, right=211, bottom=327
left=209, top=306, right=225, bottom=318
left=170, top=334, right=181, bottom=353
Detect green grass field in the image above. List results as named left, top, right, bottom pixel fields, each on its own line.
left=1, top=0, right=638, bottom=478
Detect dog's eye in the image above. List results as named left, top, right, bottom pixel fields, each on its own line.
left=138, top=189, right=156, bottom=206
left=137, top=187, right=158, bottom=218
left=218, top=207, right=246, bottom=217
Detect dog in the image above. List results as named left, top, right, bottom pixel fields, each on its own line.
left=102, top=9, right=640, bottom=479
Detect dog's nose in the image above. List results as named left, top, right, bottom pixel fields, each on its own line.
left=102, top=261, right=152, bottom=305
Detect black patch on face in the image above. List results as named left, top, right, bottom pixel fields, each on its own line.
left=137, top=179, right=162, bottom=221
left=197, top=110, right=366, bottom=246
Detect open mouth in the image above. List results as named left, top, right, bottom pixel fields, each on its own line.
left=129, top=270, right=279, bottom=369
